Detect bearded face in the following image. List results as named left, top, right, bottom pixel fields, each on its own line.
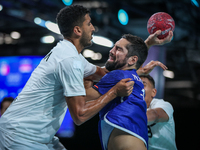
left=80, top=30, right=93, bottom=48
left=79, top=14, right=95, bottom=48
left=105, top=53, right=128, bottom=71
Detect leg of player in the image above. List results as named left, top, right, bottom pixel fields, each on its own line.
left=108, top=128, right=147, bottom=150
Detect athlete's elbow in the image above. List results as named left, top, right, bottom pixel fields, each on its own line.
left=72, top=114, right=87, bottom=126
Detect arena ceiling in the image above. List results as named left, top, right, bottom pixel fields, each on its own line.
left=0, top=0, right=200, bottom=104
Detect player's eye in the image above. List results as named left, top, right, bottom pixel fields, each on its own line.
left=88, top=21, right=91, bottom=26
left=116, top=46, right=122, bottom=51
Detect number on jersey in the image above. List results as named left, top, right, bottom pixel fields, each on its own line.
left=44, top=51, right=52, bottom=61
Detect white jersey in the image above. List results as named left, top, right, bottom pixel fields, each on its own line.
left=0, top=39, right=96, bottom=144
left=148, top=98, right=177, bottom=150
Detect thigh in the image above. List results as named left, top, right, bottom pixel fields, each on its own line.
left=108, top=128, right=147, bottom=150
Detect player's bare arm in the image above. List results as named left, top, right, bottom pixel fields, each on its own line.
left=85, top=66, right=109, bottom=82
left=147, top=108, right=169, bottom=125
left=85, top=85, right=101, bottom=101
left=65, top=78, right=134, bottom=125
left=137, top=60, right=168, bottom=75
left=145, top=30, right=173, bottom=49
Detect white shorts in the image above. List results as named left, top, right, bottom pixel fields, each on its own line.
left=0, top=129, right=66, bottom=150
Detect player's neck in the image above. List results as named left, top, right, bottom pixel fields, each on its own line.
left=65, top=38, right=83, bottom=54
left=121, top=65, right=137, bottom=71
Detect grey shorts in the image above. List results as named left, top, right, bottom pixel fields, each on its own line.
left=0, top=129, right=66, bottom=150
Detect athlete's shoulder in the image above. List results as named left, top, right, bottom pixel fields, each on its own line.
left=44, top=40, right=79, bottom=63
left=105, top=70, right=125, bottom=79
left=54, top=40, right=78, bottom=56
left=127, top=69, right=143, bottom=84
left=151, top=98, right=174, bottom=111
left=152, top=98, right=169, bottom=104
left=109, top=69, right=124, bottom=74
left=97, top=70, right=124, bottom=85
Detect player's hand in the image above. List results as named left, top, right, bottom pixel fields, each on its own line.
left=114, top=78, right=135, bottom=97
left=137, top=60, right=168, bottom=75
left=84, top=78, right=94, bottom=89
left=101, top=66, right=109, bottom=74
left=85, top=66, right=109, bottom=82
left=145, top=30, right=173, bottom=49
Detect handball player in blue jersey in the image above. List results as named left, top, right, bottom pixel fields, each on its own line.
left=85, top=33, right=171, bottom=150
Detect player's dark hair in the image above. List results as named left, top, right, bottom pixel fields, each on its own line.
left=139, top=74, right=155, bottom=88
left=0, top=97, right=14, bottom=109
left=56, top=5, right=90, bottom=38
left=122, top=34, right=148, bottom=69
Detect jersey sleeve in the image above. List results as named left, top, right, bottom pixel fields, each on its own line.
left=57, top=57, right=86, bottom=97
left=151, top=99, right=174, bottom=119
left=93, top=70, right=124, bottom=95
left=80, top=54, right=97, bottom=78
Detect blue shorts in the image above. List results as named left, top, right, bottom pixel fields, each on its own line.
left=99, top=113, right=147, bottom=150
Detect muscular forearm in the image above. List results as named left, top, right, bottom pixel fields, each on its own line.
left=147, top=109, right=159, bottom=125
left=67, top=78, right=133, bottom=125
left=144, top=40, right=151, bottom=50
left=147, top=108, right=169, bottom=125
left=67, top=87, right=117, bottom=125
left=80, top=89, right=117, bottom=124
left=136, top=67, right=145, bottom=75
left=136, top=61, right=167, bottom=75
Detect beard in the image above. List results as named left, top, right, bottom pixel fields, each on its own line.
left=80, top=30, right=93, bottom=48
left=105, top=57, right=128, bottom=71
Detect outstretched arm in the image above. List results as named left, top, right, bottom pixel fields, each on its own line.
left=147, top=108, right=169, bottom=125
left=65, top=78, right=134, bottom=125
left=145, top=30, right=173, bottom=49
left=137, top=60, right=167, bottom=75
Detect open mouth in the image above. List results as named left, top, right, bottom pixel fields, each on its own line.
left=108, top=56, right=115, bottom=62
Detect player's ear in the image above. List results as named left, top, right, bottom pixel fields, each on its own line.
left=73, top=26, right=82, bottom=37
left=128, top=56, right=138, bottom=66
left=151, top=88, right=157, bottom=98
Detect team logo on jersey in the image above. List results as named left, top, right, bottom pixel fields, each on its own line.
left=120, top=97, right=124, bottom=103
left=140, top=89, right=145, bottom=100
left=13, top=97, right=18, bottom=103
left=132, top=74, right=143, bottom=84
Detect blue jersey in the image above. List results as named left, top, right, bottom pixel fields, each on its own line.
left=93, top=69, right=148, bottom=150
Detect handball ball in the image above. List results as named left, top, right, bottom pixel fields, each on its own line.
left=147, top=12, right=175, bottom=39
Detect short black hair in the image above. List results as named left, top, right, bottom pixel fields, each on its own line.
left=122, top=34, right=148, bottom=69
left=56, top=5, right=90, bottom=38
left=139, top=74, right=155, bottom=88
left=0, top=97, right=14, bottom=109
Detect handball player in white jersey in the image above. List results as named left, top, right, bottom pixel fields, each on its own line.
left=140, top=74, right=177, bottom=150
left=0, top=5, right=134, bottom=150
left=0, top=4, right=173, bottom=150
